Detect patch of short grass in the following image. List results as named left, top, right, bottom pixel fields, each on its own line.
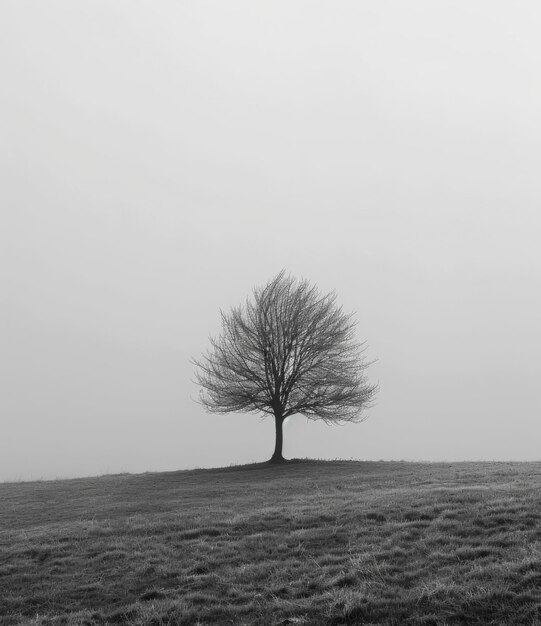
left=2, top=461, right=541, bottom=624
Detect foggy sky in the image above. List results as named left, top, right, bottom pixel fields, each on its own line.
left=1, top=1, right=540, bottom=481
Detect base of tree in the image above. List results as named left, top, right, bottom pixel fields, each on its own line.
left=268, top=455, right=287, bottom=464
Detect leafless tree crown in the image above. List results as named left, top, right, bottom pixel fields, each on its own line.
left=193, top=271, right=378, bottom=423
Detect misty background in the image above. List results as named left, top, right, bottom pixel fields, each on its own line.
left=1, top=1, right=540, bottom=481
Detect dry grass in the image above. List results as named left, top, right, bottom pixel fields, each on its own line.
left=1, top=460, right=541, bottom=625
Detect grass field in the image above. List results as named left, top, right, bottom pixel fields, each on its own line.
left=1, top=460, right=541, bottom=625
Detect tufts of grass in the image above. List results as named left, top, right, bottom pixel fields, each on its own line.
left=2, top=460, right=541, bottom=624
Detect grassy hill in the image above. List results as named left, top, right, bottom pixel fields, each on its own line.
left=1, top=460, right=541, bottom=625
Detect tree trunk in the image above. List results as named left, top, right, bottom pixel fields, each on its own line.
left=270, top=413, right=285, bottom=463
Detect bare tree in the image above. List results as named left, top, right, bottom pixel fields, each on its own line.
left=193, top=271, right=378, bottom=463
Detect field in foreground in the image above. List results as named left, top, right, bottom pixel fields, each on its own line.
left=1, top=461, right=541, bottom=625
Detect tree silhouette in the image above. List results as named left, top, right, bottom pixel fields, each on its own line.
left=193, top=271, right=378, bottom=463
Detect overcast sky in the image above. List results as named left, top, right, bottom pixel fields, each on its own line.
left=1, top=1, right=540, bottom=481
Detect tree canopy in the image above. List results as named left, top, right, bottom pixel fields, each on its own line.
left=194, top=271, right=378, bottom=462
